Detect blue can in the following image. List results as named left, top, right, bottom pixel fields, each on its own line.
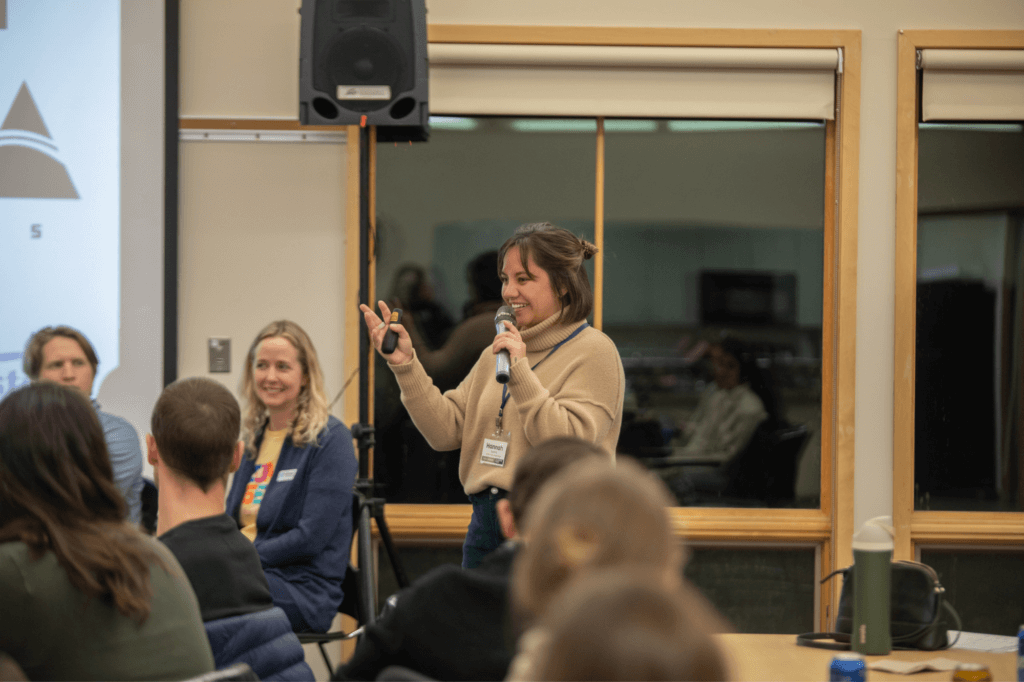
left=830, top=653, right=867, bottom=682
left=1017, top=625, right=1023, bottom=682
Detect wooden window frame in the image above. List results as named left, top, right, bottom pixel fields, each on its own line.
left=341, top=25, right=860, bottom=629
left=893, top=30, right=1024, bottom=561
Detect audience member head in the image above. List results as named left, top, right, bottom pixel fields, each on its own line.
left=498, top=223, right=598, bottom=326
left=708, top=335, right=755, bottom=390
left=0, top=382, right=159, bottom=622
left=511, top=458, right=682, bottom=629
left=22, top=325, right=99, bottom=397
left=710, top=334, right=783, bottom=425
left=498, top=436, right=612, bottom=539
left=241, top=320, right=329, bottom=450
left=148, top=377, right=243, bottom=492
left=466, top=250, right=503, bottom=305
left=531, top=567, right=730, bottom=682
left=390, top=263, right=434, bottom=309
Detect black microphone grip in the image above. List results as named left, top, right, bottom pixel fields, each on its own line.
left=381, top=309, right=403, bottom=355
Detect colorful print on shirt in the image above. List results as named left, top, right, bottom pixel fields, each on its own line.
left=243, top=461, right=276, bottom=506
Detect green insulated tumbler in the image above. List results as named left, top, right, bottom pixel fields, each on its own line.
left=851, top=515, right=894, bottom=655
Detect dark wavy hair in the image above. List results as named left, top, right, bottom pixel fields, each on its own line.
left=498, top=223, right=598, bottom=325
left=0, top=382, right=162, bottom=623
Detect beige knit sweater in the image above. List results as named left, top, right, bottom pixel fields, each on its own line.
left=390, top=314, right=624, bottom=494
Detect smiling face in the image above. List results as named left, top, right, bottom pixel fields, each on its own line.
left=38, top=336, right=96, bottom=397
left=253, top=336, right=307, bottom=423
left=501, top=246, right=562, bottom=330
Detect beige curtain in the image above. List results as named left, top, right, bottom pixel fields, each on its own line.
left=428, top=44, right=840, bottom=120
left=919, top=49, right=1024, bottom=121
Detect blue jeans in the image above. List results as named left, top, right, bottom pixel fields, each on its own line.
left=463, top=487, right=508, bottom=568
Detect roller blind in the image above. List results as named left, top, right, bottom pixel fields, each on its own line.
left=428, top=44, right=840, bottom=120
left=919, top=49, right=1024, bottom=121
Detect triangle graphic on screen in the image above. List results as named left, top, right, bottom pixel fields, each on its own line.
left=0, top=81, right=79, bottom=199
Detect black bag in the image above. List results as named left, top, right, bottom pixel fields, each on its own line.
left=796, top=560, right=962, bottom=651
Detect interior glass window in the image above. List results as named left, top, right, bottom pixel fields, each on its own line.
left=915, top=123, right=1024, bottom=512
left=604, top=120, right=826, bottom=509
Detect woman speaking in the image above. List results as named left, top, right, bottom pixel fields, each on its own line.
left=361, top=223, right=625, bottom=568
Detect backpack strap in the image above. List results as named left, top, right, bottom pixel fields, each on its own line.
left=795, top=632, right=851, bottom=650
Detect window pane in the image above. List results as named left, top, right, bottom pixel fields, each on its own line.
left=915, top=124, right=1024, bottom=511
left=919, top=548, right=1024, bottom=635
left=604, top=120, right=826, bottom=509
left=374, top=117, right=595, bottom=503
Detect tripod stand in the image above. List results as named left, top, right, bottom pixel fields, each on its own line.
left=351, top=124, right=409, bottom=625
left=351, top=423, right=409, bottom=625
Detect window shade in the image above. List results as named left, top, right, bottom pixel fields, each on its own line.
left=428, top=44, right=840, bottom=120
left=919, top=49, right=1024, bottom=121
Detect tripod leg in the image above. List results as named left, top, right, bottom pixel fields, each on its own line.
left=372, top=503, right=409, bottom=589
left=358, top=503, right=378, bottom=625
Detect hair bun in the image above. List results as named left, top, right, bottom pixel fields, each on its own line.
left=580, top=238, right=599, bottom=261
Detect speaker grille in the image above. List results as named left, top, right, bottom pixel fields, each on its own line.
left=317, top=27, right=408, bottom=112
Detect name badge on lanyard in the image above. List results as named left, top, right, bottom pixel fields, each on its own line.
left=478, top=323, right=588, bottom=469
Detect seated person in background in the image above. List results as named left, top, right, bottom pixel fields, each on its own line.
left=506, top=458, right=730, bottom=681
left=530, top=567, right=729, bottom=682
left=23, top=325, right=144, bottom=524
left=225, top=320, right=358, bottom=633
left=389, top=263, right=456, bottom=350
left=334, top=436, right=612, bottom=682
left=148, top=377, right=313, bottom=681
left=675, top=335, right=773, bottom=463
left=396, top=251, right=506, bottom=393
left=0, top=383, right=213, bottom=681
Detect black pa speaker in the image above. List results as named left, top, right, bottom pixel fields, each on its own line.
left=299, top=0, right=429, bottom=141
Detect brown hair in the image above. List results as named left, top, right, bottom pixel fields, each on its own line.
left=498, top=223, right=598, bottom=325
left=241, top=320, right=330, bottom=452
left=151, top=377, right=241, bottom=492
left=0, top=382, right=163, bottom=623
left=533, top=567, right=731, bottom=681
left=507, top=436, right=612, bottom=526
left=511, top=458, right=682, bottom=629
left=22, top=325, right=99, bottom=379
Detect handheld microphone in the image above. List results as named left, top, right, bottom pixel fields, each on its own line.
left=381, top=309, right=403, bottom=355
left=494, top=305, right=515, bottom=384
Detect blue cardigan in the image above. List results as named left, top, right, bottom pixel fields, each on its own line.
left=226, top=416, right=357, bottom=633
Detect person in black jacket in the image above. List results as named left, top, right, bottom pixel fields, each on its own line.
left=333, top=436, right=612, bottom=682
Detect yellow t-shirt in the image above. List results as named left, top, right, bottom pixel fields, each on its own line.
left=238, top=428, right=287, bottom=542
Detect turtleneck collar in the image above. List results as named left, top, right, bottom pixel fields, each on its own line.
left=520, top=313, right=587, bottom=352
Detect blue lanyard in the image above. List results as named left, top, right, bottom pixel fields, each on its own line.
left=499, top=323, right=589, bottom=419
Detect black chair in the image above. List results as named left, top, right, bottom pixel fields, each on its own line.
left=724, top=422, right=810, bottom=505
left=652, top=422, right=810, bottom=507
left=140, top=477, right=158, bottom=535
left=295, top=562, right=367, bottom=671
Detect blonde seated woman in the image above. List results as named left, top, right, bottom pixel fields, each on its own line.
left=224, top=320, right=358, bottom=633
left=506, top=458, right=731, bottom=682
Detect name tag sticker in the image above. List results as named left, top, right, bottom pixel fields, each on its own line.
left=277, top=469, right=297, bottom=482
left=480, top=438, right=509, bottom=467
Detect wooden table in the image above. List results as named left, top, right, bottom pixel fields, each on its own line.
left=715, top=634, right=1016, bottom=681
